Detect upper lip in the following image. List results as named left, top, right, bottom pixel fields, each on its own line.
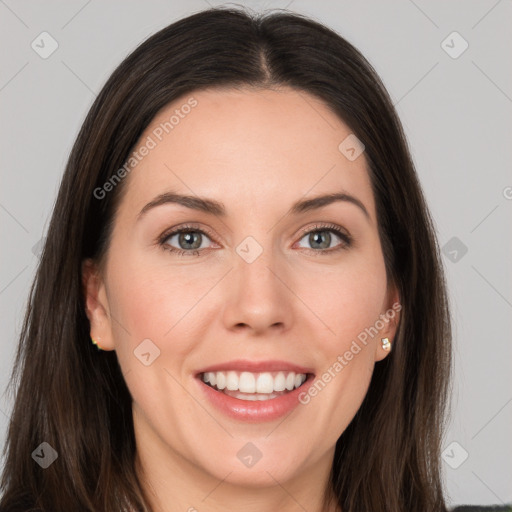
left=195, top=359, right=315, bottom=376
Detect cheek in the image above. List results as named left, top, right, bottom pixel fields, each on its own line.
left=106, top=250, right=216, bottom=353
left=105, top=258, right=205, bottom=420
left=295, top=249, right=387, bottom=433
left=298, top=269, right=384, bottom=437
left=296, top=253, right=388, bottom=354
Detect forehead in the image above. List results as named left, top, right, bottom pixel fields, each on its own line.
left=119, top=87, right=375, bottom=220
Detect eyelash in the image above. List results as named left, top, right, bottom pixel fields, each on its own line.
left=157, top=222, right=353, bottom=257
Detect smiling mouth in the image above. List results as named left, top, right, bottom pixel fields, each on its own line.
left=199, top=370, right=312, bottom=401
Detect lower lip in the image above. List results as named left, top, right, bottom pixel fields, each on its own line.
left=196, top=375, right=315, bottom=422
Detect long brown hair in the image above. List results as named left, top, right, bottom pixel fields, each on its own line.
left=0, top=6, right=452, bottom=511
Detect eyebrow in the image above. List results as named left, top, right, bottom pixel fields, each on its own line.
left=137, top=190, right=370, bottom=221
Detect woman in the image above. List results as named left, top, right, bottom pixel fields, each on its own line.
left=0, top=6, right=453, bottom=511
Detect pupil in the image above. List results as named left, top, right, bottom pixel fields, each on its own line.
left=179, top=231, right=201, bottom=250
left=310, top=231, right=330, bottom=249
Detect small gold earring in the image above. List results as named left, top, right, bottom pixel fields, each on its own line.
left=381, top=337, right=391, bottom=351
left=91, top=335, right=103, bottom=351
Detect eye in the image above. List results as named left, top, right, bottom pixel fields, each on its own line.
left=159, top=224, right=217, bottom=257
left=295, top=224, right=352, bottom=254
left=158, top=222, right=352, bottom=257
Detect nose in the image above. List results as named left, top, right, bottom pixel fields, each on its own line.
left=221, top=245, right=293, bottom=335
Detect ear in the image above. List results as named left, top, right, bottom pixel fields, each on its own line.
left=374, top=282, right=401, bottom=362
left=82, top=258, right=115, bottom=351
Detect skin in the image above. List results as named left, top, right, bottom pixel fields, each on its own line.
left=83, top=86, right=400, bottom=512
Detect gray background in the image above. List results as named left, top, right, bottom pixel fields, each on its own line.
left=1, top=0, right=511, bottom=507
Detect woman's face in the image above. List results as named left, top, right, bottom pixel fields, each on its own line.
left=84, top=87, right=399, bottom=491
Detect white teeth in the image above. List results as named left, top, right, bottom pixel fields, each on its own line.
left=201, top=370, right=308, bottom=394
left=239, top=372, right=256, bottom=393
left=256, top=373, right=274, bottom=393
left=226, top=371, right=238, bottom=391
left=216, top=372, right=226, bottom=390
left=274, top=372, right=286, bottom=392
left=225, top=390, right=280, bottom=401
left=285, top=373, right=295, bottom=391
